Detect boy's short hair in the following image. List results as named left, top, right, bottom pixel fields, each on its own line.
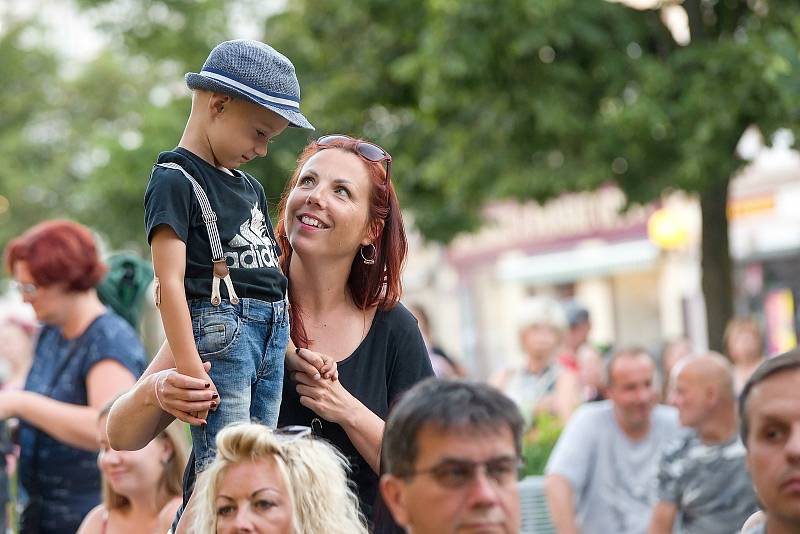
left=185, top=39, right=313, bottom=130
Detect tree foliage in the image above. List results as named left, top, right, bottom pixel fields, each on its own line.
left=265, top=0, right=800, bottom=348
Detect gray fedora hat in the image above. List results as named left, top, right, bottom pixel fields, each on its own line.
left=186, top=39, right=314, bottom=130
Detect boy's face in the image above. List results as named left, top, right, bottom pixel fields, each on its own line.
left=206, top=94, right=289, bottom=169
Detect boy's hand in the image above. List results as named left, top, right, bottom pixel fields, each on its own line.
left=286, top=347, right=338, bottom=381
left=176, top=359, right=217, bottom=422
left=153, top=361, right=218, bottom=426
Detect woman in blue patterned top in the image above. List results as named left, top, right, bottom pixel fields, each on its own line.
left=2, top=220, right=147, bottom=534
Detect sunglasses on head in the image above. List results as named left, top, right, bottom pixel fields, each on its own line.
left=273, top=425, right=312, bottom=444
left=316, top=134, right=392, bottom=183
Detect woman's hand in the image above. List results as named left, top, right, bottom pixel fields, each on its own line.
left=292, top=364, right=386, bottom=474
left=293, top=370, right=356, bottom=425
left=153, top=361, right=218, bottom=426
left=286, top=347, right=338, bottom=381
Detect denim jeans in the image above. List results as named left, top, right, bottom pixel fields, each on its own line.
left=189, top=297, right=289, bottom=472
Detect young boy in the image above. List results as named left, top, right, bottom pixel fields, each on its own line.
left=143, top=39, right=314, bottom=473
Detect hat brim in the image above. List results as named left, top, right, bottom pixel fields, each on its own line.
left=185, top=72, right=314, bottom=130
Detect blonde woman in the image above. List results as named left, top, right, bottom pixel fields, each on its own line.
left=193, top=423, right=367, bottom=534
left=77, top=402, right=188, bottom=533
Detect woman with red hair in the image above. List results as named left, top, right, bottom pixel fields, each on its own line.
left=3, top=220, right=147, bottom=534
left=107, top=136, right=434, bottom=530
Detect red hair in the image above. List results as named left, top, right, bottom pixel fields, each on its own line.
left=4, top=219, right=107, bottom=291
left=276, top=137, right=407, bottom=347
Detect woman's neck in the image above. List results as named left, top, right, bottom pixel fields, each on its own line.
left=59, top=291, right=106, bottom=339
left=116, top=487, right=171, bottom=522
left=289, top=254, right=355, bottom=315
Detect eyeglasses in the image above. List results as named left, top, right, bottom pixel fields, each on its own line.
left=316, top=134, right=392, bottom=183
left=406, top=456, right=523, bottom=490
left=10, top=280, right=38, bottom=297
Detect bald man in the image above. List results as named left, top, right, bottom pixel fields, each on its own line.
left=648, top=353, right=758, bottom=534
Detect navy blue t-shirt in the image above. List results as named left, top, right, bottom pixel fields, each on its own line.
left=19, top=311, right=147, bottom=534
left=144, top=147, right=287, bottom=302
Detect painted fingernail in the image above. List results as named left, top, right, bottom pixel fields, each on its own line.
left=295, top=348, right=301, bottom=354
left=205, top=383, right=211, bottom=388
left=211, top=393, right=219, bottom=399
left=201, top=422, right=207, bottom=427
left=210, top=402, right=217, bottom=409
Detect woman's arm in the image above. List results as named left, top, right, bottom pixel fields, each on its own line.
left=0, top=359, right=136, bottom=451
left=107, top=341, right=215, bottom=451
left=293, top=370, right=385, bottom=474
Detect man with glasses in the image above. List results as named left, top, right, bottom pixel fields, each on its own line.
left=380, top=378, right=523, bottom=533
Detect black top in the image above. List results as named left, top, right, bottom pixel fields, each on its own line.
left=278, top=303, right=434, bottom=519
left=144, top=147, right=287, bottom=302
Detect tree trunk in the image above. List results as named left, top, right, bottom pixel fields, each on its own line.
left=700, top=179, right=734, bottom=353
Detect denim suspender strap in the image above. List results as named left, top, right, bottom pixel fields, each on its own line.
left=155, top=162, right=239, bottom=306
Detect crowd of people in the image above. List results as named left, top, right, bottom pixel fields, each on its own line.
left=1, top=36, right=799, bottom=534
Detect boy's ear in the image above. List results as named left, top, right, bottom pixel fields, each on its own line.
left=208, top=93, right=233, bottom=116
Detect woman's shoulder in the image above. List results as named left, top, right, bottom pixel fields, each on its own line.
left=87, top=312, right=145, bottom=354
left=157, top=497, right=182, bottom=533
left=370, top=302, right=428, bottom=354
left=376, top=302, right=419, bottom=332
left=93, top=311, right=139, bottom=337
left=84, top=312, right=147, bottom=361
left=76, top=504, right=106, bottom=534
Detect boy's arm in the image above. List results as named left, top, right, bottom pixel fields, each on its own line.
left=150, top=226, right=209, bottom=385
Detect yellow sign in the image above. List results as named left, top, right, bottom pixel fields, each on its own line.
left=727, top=194, right=775, bottom=220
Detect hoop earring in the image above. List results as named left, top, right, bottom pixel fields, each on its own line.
left=360, top=243, right=377, bottom=265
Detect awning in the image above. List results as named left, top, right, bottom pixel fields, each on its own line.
left=496, top=239, right=659, bottom=285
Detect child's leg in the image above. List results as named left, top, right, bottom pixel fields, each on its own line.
left=189, top=300, right=253, bottom=473
left=251, top=298, right=290, bottom=428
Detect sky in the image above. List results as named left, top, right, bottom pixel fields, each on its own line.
left=2, top=0, right=286, bottom=62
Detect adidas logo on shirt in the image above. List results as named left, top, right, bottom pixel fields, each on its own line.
left=224, top=204, right=279, bottom=269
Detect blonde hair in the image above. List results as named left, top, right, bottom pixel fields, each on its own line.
left=193, top=423, right=368, bottom=534
left=98, top=400, right=189, bottom=510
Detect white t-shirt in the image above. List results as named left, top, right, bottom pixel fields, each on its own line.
left=545, top=400, right=680, bottom=534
